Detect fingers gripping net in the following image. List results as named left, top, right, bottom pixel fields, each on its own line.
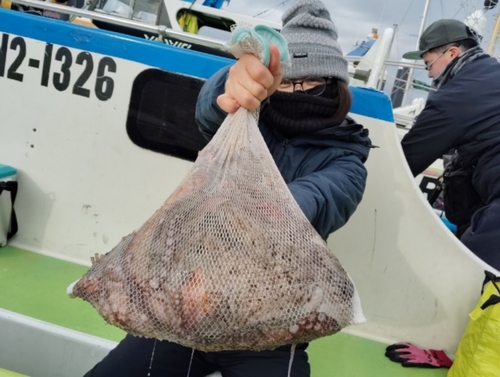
left=69, top=108, right=364, bottom=351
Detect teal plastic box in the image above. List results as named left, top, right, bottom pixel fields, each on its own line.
left=0, top=164, right=17, bottom=247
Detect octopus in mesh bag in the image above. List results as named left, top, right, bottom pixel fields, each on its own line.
left=68, top=107, right=364, bottom=351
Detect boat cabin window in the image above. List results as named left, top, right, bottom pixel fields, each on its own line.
left=132, top=0, right=161, bottom=24
left=157, top=0, right=172, bottom=28
left=92, top=0, right=162, bottom=24
left=126, top=69, right=209, bottom=161
left=93, top=0, right=132, bottom=17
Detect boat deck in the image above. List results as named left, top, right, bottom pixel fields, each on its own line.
left=0, top=369, right=26, bottom=377
left=0, top=246, right=448, bottom=377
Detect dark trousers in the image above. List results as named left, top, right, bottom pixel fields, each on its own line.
left=84, top=334, right=310, bottom=377
left=461, top=197, right=500, bottom=271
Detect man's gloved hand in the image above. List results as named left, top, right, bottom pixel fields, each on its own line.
left=385, top=342, right=453, bottom=368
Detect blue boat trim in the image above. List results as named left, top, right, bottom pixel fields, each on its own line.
left=0, top=9, right=395, bottom=122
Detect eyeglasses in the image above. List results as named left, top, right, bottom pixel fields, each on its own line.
left=424, top=46, right=454, bottom=71
left=277, top=77, right=331, bottom=95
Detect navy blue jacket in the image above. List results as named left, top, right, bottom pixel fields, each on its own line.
left=195, top=67, right=371, bottom=239
left=402, top=56, right=500, bottom=203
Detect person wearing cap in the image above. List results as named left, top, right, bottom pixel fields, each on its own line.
left=401, top=19, right=500, bottom=270
left=82, top=1, right=371, bottom=376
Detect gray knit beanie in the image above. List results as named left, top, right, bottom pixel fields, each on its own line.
left=280, top=0, right=349, bottom=83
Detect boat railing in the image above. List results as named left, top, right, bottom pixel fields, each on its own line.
left=6, top=0, right=228, bottom=52
left=6, top=1, right=429, bottom=71
left=5, top=2, right=429, bottom=105
left=344, top=56, right=426, bottom=71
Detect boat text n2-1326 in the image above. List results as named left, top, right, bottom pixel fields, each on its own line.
left=0, top=33, right=117, bottom=101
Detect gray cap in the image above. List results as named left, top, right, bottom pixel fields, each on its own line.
left=280, top=0, right=349, bottom=83
left=403, top=19, right=477, bottom=60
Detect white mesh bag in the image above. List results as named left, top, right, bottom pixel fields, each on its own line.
left=68, top=25, right=364, bottom=352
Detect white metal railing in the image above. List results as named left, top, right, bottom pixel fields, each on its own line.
left=6, top=1, right=429, bottom=70
left=345, top=55, right=426, bottom=70
left=6, top=0, right=229, bottom=51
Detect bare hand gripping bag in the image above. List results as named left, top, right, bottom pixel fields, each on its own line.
left=68, top=106, right=364, bottom=352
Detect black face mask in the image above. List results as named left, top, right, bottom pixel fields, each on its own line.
left=261, top=83, right=343, bottom=139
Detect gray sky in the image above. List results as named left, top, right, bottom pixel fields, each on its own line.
left=224, top=0, right=498, bottom=56
left=219, top=0, right=499, bottom=100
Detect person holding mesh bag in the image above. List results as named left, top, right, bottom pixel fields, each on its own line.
left=83, top=1, right=371, bottom=376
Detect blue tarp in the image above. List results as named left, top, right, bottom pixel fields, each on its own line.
left=182, top=0, right=226, bottom=9
left=346, top=39, right=375, bottom=57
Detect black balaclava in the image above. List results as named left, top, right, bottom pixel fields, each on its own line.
left=262, top=81, right=343, bottom=139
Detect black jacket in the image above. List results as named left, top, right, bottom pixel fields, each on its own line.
left=402, top=56, right=500, bottom=203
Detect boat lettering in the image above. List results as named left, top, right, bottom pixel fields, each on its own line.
left=144, top=34, right=160, bottom=42
left=142, top=34, right=192, bottom=49
left=0, top=33, right=117, bottom=101
left=164, top=39, right=192, bottom=49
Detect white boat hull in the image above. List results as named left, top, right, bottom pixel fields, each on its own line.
left=1, top=10, right=498, bottom=376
